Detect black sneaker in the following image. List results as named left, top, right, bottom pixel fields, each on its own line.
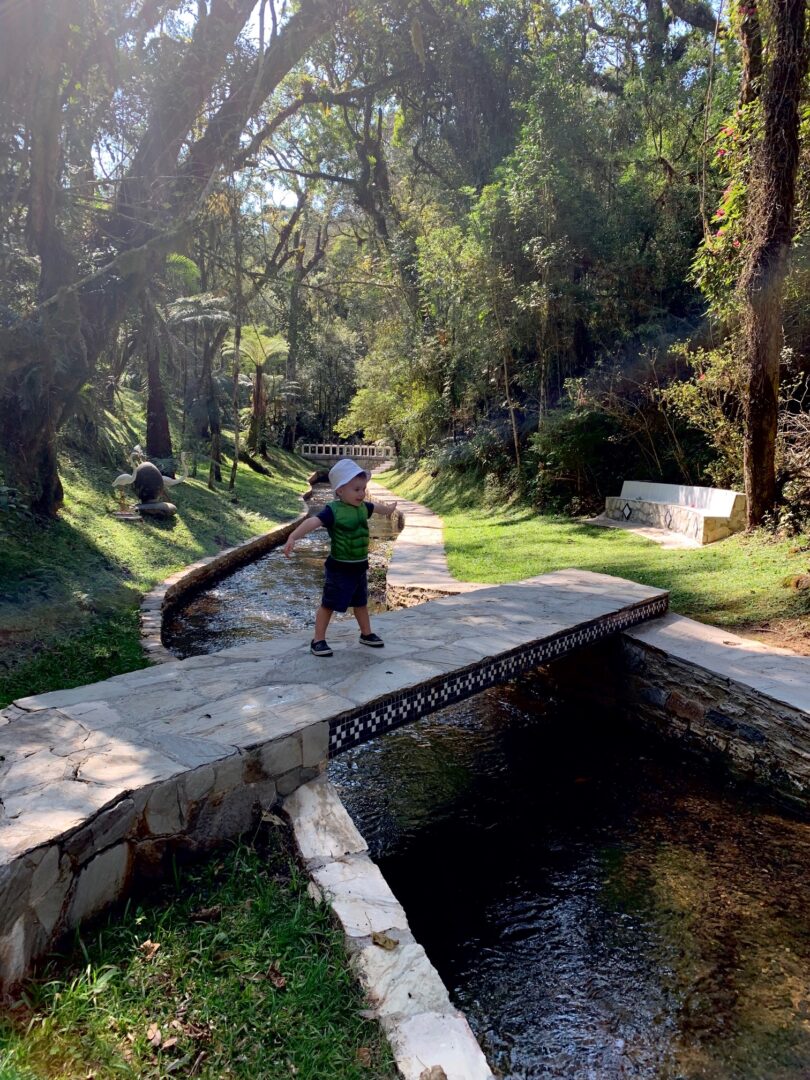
left=359, top=632, right=384, bottom=648
left=310, top=639, right=333, bottom=657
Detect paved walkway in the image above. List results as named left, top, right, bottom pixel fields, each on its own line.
left=367, top=477, right=487, bottom=596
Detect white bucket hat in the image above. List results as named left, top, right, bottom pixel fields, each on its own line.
left=328, top=457, right=367, bottom=493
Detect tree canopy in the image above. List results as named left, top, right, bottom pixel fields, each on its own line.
left=1, top=0, right=807, bottom=525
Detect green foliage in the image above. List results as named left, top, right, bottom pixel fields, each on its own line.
left=0, top=841, right=395, bottom=1080
left=659, top=343, right=745, bottom=488
left=529, top=404, right=629, bottom=515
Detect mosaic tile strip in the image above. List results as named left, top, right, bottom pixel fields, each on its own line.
left=328, top=593, right=668, bottom=755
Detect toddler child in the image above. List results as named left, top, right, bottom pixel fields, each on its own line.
left=283, top=458, right=398, bottom=656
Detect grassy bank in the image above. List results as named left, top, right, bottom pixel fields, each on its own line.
left=381, top=467, right=810, bottom=651
left=0, top=832, right=395, bottom=1080
left=0, top=448, right=312, bottom=708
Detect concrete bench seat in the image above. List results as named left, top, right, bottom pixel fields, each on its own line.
left=604, top=481, right=746, bottom=545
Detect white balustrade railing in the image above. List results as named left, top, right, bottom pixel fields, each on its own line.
left=299, top=443, right=395, bottom=459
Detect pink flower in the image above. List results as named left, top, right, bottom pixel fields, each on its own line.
left=698, top=374, right=706, bottom=381
left=717, top=148, right=727, bottom=157
left=715, top=208, right=726, bottom=218
left=716, top=227, right=725, bottom=236
left=733, top=239, right=741, bottom=248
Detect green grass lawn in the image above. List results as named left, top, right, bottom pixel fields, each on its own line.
left=0, top=834, right=395, bottom=1080
left=380, top=467, right=810, bottom=639
left=0, top=448, right=312, bottom=707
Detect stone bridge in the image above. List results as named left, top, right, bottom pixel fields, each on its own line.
left=0, top=570, right=667, bottom=988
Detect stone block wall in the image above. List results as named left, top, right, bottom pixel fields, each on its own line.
left=547, top=635, right=809, bottom=808
left=0, top=731, right=326, bottom=991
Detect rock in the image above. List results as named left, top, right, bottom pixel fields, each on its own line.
left=137, top=501, right=177, bottom=518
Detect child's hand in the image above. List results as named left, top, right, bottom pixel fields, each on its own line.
left=283, top=536, right=295, bottom=558
left=377, top=499, right=397, bottom=516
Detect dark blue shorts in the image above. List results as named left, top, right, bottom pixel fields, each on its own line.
left=321, top=557, right=369, bottom=613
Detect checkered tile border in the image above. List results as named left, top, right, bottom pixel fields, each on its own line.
left=328, top=593, right=668, bottom=755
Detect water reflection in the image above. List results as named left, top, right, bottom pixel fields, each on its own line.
left=330, top=680, right=810, bottom=1080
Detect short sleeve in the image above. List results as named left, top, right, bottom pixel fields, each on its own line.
left=365, top=501, right=374, bottom=518
left=316, top=506, right=335, bottom=528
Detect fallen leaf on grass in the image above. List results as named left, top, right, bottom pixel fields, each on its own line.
left=161, top=1037, right=178, bottom=1051
left=138, top=939, right=161, bottom=960
left=267, top=963, right=287, bottom=989
left=146, top=1023, right=161, bottom=1048
left=356, top=1046, right=373, bottom=1067
left=371, top=930, right=398, bottom=950
left=191, top=905, right=222, bottom=922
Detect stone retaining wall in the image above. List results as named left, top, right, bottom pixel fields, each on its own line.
left=547, top=633, right=809, bottom=808
left=0, top=726, right=324, bottom=988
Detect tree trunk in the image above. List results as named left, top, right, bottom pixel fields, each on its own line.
left=739, top=0, right=808, bottom=526
left=283, top=244, right=306, bottom=452
left=0, top=399, right=63, bottom=515
left=229, top=184, right=243, bottom=491
left=143, top=298, right=173, bottom=461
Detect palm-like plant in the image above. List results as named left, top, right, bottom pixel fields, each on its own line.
left=221, top=327, right=288, bottom=457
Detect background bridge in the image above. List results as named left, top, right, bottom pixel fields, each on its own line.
left=298, top=442, right=395, bottom=466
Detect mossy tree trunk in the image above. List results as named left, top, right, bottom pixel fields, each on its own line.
left=738, top=0, right=808, bottom=526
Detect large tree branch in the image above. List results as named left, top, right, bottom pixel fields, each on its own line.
left=179, top=0, right=336, bottom=195
left=232, top=74, right=400, bottom=169
left=115, top=0, right=256, bottom=243
left=667, top=0, right=718, bottom=34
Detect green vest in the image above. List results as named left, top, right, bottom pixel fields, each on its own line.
left=328, top=500, right=369, bottom=561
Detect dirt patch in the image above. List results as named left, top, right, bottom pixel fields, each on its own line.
left=736, top=616, right=810, bottom=656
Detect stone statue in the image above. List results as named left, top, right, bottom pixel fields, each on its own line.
left=113, top=447, right=186, bottom=517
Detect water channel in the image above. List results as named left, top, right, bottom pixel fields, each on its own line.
left=165, top=487, right=810, bottom=1079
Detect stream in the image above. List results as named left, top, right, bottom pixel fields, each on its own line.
left=164, top=488, right=810, bottom=1080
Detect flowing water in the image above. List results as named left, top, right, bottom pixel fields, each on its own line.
left=164, top=484, right=398, bottom=657
left=164, top=497, right=810, bottom=1079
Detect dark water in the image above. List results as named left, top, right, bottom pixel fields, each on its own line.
left=329, top=681, right=810, bottom=1080
left=164, top=485, right=398, bottom=657
left=164, top=498, right=810, bottom=1078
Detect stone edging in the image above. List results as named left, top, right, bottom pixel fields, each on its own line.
left=139, top=472, right=320, bottom=662
left=284, top=776, right=494, bottom=1080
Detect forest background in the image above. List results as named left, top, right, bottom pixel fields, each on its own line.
left=0, top=0, right=808, bottom=533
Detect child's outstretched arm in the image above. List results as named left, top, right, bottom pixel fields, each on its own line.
left=371, top=499, right=398, bottom=517
left=283, top=516, right=323, bottom=557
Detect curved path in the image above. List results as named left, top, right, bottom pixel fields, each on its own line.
left=366, top=477, right=488, bottom=603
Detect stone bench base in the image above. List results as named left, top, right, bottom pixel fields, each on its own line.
left=604, top=496, right=742, bottom=545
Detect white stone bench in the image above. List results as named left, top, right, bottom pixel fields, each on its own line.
left=604, top=481, right=747, bottom=545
